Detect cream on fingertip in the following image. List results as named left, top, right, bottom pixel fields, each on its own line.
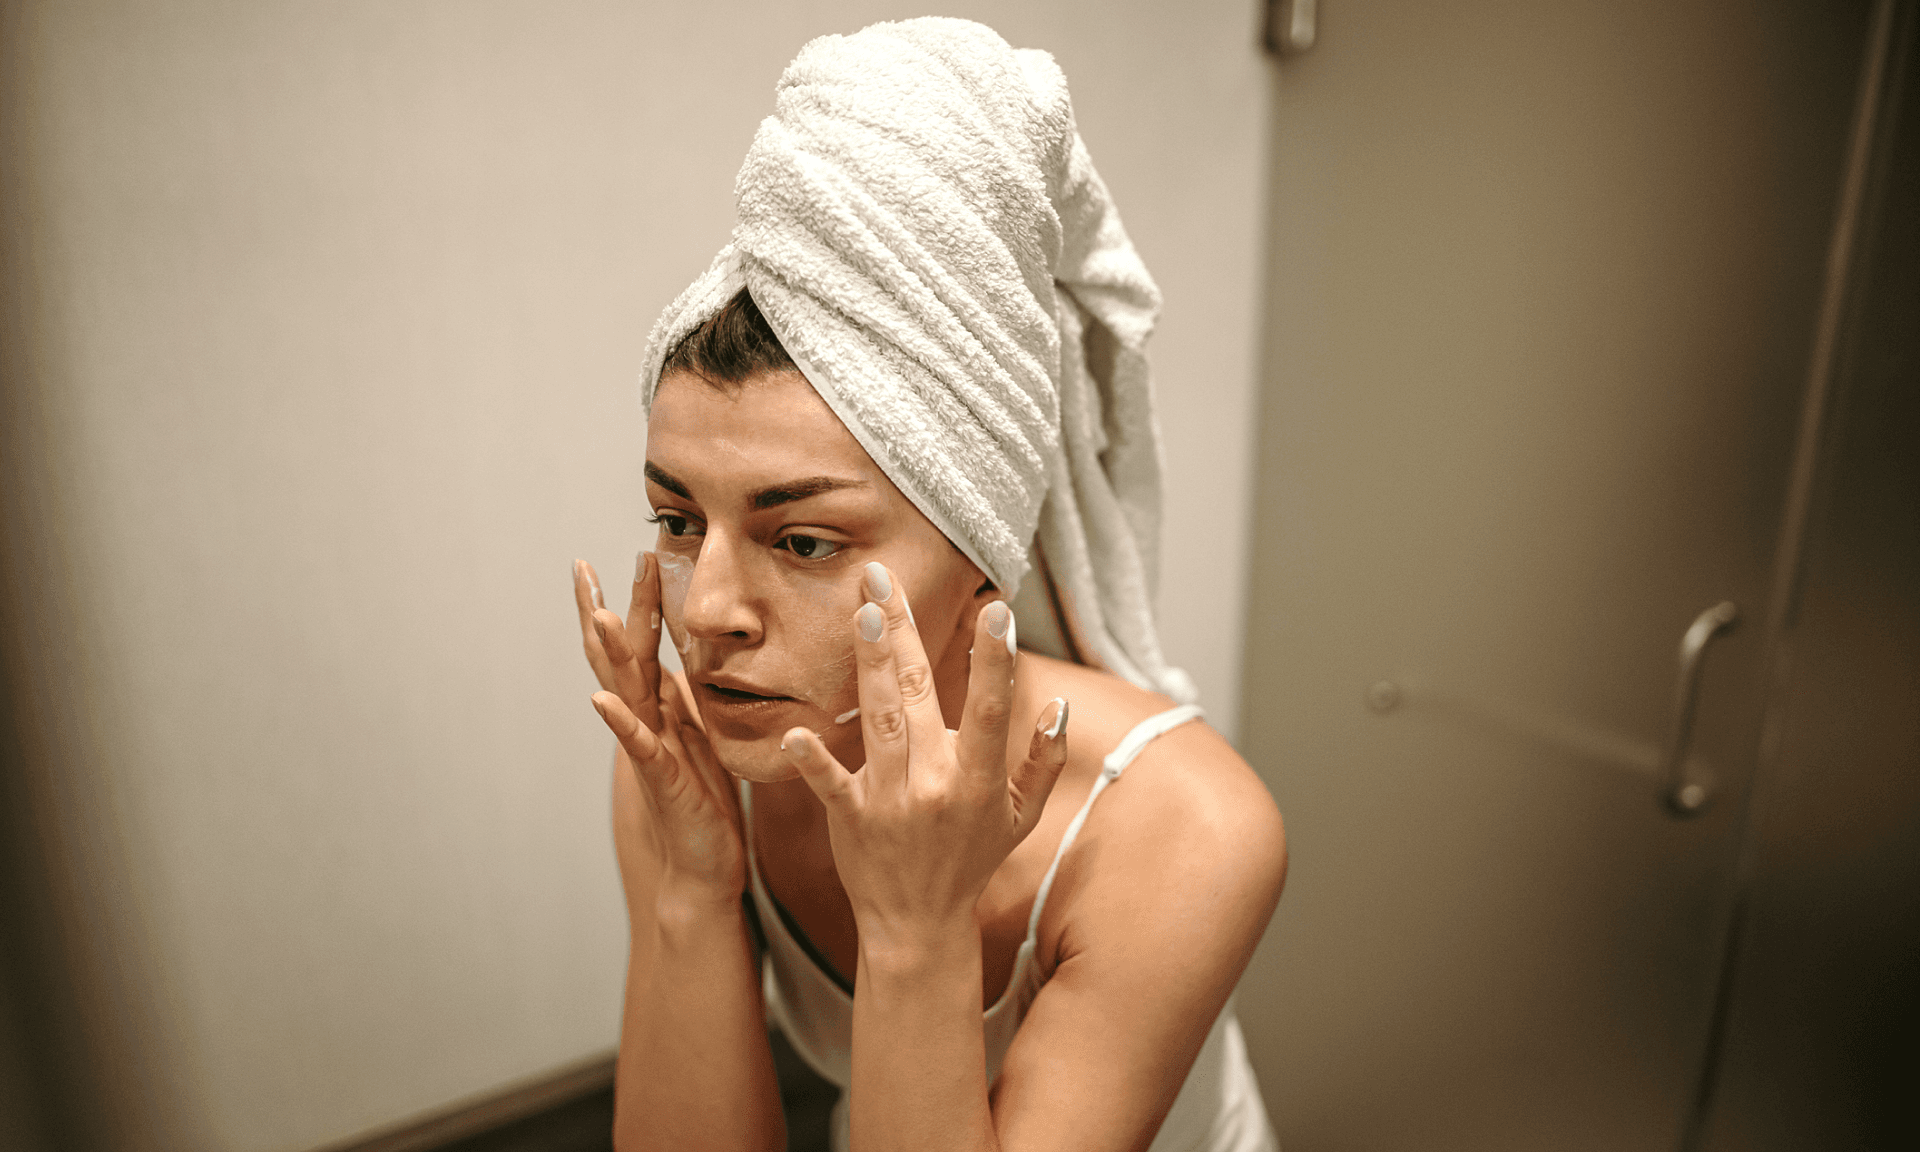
left=1041, top=697, right=1069, bottom=738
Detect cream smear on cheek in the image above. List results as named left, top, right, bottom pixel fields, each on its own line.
left=654, top=552, right=696, bottom=657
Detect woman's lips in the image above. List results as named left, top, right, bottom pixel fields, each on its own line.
left=697, top=680, right=798, bottom=714
left=695, top=681, right=803, bottom=740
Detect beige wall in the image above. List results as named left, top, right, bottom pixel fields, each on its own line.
left=1, top=3, right=1270, bottom=1149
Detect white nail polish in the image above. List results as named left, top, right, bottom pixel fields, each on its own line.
left=864, top=561, right=892, bottom=602
left=1005, top=611, right=1018, bottom=657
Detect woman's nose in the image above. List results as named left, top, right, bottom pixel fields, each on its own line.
left=680, top=532, right=763, bottom=645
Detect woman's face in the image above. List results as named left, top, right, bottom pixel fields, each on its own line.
left=645, top=368, right=991, bottom=783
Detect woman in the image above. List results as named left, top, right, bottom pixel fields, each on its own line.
left=572, top=19, right=1286, bottom=1152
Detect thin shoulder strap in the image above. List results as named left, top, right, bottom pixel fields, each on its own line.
left=1022, top=704, right=1204, bottom=941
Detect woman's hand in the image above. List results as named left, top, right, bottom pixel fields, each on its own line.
left=781, top=562, right=1069, bottom=957
left=574, top=554, right=746, bottom=913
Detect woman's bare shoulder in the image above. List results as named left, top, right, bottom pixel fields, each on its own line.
left=1021, top=654, right=1279, bottom=829
left=1018, top=655, right=1287, bottom=955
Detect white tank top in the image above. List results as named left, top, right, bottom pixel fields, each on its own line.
left=742, top=704, right=1280, bottom=1152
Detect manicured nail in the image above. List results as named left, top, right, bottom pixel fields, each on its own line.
left=864, top=561, right=892, bottom=603
left=1004, top=610, right=1018, bottom=657
left=636, top=550, right=648, bottom=581
left=1040, top=697, right=1069, bottom=738
left=592, top=615, right=608, bottom=643
left=983, top=601, right=1011, bottom=640
left=578, top=560, right=605, bottom=610
left=856, top=602, right=886, bottom=642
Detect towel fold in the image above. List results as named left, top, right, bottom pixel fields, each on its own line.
left=641, top=17, right=1194, bottom=704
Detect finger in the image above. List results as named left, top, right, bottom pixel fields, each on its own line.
left=859, top=561, right=947, bottom=767
left=663, top=680, right=736, bottom=819
left=574, top=560, right=617, bottom=689
left=956, top=599, right=1019, bottom=781
left=782, top=726, right=858, bottom=811
left=597, top=690, right=718, bottom=839
left=594, top=605, right=658, bottom=728
left=591, top=690, right=667, bottom=790
left=852, top=597, right=910, bottom=792
left=627, top=551, right=664, bottom=723
left=1008, top=697, right=1070, bottom=840
left=661, top=671, right=707, bottom=738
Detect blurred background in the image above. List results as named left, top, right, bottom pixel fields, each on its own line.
left=1, top=1, right=1913, bottom=1151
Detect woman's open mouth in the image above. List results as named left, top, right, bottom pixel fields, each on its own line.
left=696, top=680, right=800, bottom=739
left=698, top=680, right=796, bottom=711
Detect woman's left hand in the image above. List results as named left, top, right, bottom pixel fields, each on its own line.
left=781, top=562, right=1069, bottom=957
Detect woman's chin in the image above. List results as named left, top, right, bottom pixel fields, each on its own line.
left=721, top=753, right=804, bottom=784
left=709, top=733, right=805, bottom=783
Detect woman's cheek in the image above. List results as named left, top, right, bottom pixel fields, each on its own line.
left=783, top=573, right=864, bottom=718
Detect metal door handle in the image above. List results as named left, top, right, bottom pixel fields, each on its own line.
left=1662, top=601, right=1739, bottom=816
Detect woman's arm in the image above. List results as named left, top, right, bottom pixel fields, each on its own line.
left=781, top=565, right=1068, bottom=1152
left=610, top=752, right=783, bottom=1152
left=575, top=558, right=784, bottom=1152
left=853, top=726, right=1284, bottom=1152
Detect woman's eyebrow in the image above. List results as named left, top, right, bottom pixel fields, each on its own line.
left=749, top=476, right=868, bottom=510
left=643, top=462, right=691, bottom=499
left=644, top=462, right=867, bottom=510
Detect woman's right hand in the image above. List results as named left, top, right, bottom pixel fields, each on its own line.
left=574, top=553, right=747, bottom=914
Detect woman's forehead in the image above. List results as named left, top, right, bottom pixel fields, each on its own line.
left=646, top=369, right=886, bottom=497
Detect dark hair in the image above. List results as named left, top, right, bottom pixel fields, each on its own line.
left=659, top=287, right=795, bottom=393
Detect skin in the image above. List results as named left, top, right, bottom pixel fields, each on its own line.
left=573, top=368, right=1288, bottom=1152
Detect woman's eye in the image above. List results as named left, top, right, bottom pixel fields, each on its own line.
left=652, top=514, right=700, bottom=538
left=779, top=534, right=842, bottom=560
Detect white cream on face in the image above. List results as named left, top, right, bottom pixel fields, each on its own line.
left=654, top=552, right=695, bottom=656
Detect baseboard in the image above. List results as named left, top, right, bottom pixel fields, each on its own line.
left=314, top=1051, right=617, bottom=1152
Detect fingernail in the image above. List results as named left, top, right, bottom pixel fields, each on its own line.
left=578, top=560, right=605, bottom=610
left=856, top=602, right=885, bottom=642
left=864, top=561, right=892, bottom=603
left=1005, top=610, right=1018, bottom=657
left=592, top=615, right=608, bottom=642
left=983, top=600, right=1010, bottom=640
left=636, top=550, right=648, bottom=582
left=1042, top=697, right=1069, bottom=738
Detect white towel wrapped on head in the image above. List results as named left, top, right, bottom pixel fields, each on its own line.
left=641, top=16, right=1194, bottom=704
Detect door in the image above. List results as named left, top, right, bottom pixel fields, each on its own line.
left=1235, top=1, right=1877, bottom=1147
